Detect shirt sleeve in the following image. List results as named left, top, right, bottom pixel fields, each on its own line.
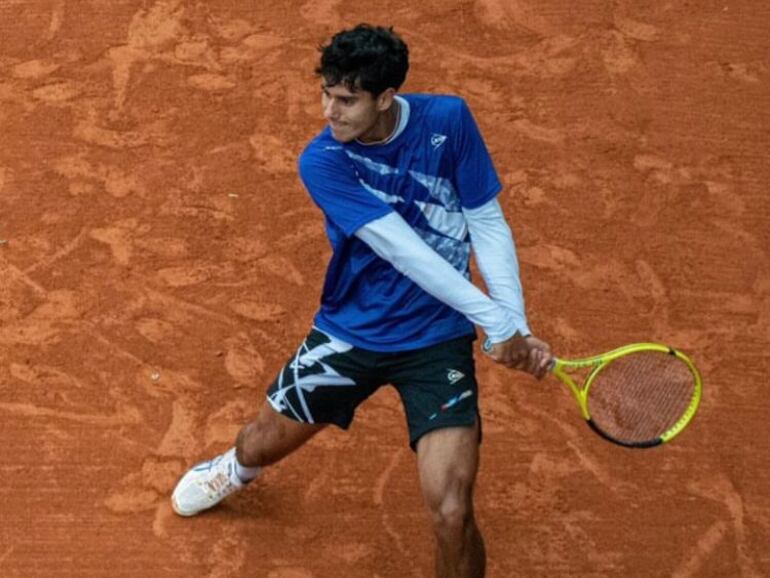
left=298, top=145, right=393, bottom=237
left=451, top=99, right=503, bottom=210
left=355, top=212, right=520, bottom=343
left=463, top=197, right=531, bottom=337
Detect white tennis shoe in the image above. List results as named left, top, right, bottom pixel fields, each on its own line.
left=171, top=447, right=245, bottom=517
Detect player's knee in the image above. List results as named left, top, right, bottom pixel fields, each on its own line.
left=430, top=495, right=474, bottom=540
left=425, top=478, right=475, bottom=539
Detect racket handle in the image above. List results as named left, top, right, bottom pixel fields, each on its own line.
left=483, top=337, right=557, bottom=372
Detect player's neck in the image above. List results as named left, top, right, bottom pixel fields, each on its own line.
left=357, top=100, right=400, bottom=145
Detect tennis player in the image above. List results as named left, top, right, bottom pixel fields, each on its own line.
left=172, top=24, right=552, bottom=578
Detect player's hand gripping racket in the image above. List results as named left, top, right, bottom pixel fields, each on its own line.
left=483, top=340, right=702, bottom=448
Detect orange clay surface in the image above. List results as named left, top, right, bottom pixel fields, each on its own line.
left=1, top=2, right=769, bottom=577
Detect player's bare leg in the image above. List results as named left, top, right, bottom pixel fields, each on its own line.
left=172, top=402, right=324, bottom=516
left=417, top=422, right=485, bottom=578
left=236, top=401, right=326, bottom=467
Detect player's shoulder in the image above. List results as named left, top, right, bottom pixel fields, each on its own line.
left=301, top=128, right=343, bottom=158
left=403, top=93, right=468, bottom=120
left=402, top=94, right=471, bottom=140
left=299, top=128, right=348, bottom=172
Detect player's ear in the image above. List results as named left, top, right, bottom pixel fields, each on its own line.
left=376, top=87, right=396, bottom=112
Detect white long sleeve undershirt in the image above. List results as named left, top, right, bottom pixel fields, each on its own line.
left=463, top=198, right=531, bottom=337
left=355, top=199, right=530, bottom=343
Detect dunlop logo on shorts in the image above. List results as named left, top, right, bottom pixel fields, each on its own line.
left=447, top=369, right=465, bottom=385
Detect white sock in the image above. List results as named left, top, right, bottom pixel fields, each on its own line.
left=232, top=452, right=261, bottom=484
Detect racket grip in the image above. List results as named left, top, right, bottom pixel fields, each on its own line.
left=483, top=337, right=557, bottom=372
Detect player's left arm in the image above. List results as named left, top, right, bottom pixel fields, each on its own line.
left=450, top=99, right=530, bottom=335
left=448, top=98, right=549, bottom=372
left=463, top=197, right=552, bottom=375
left=463, top=197, right=529, bottom=335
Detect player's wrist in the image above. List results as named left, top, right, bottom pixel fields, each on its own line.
left=485, top=324, right=519, bottom=345
left=482, top=330, right=530, bottom=354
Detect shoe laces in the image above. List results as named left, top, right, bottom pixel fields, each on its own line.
left=199, top=453, right=239, bottom=499
left=204, top=471, right=235, bottom=497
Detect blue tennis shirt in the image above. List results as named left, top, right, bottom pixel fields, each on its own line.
left=298, top=94, right=502, bottom=351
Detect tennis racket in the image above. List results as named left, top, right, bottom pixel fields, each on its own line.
left=483, top=340, right=702, bottom=448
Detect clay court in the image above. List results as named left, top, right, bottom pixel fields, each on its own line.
left=1, top=1, right=769, bottom=576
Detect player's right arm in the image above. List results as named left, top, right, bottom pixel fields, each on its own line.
left=357, top=210, right=550, bottom=376
left=355, top=211, right=520, bottom=345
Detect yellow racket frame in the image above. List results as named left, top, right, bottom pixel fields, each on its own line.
left=551, top=343, right=703, bottom=447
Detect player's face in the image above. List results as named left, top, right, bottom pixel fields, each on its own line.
left=321, top=81, right=383, bottom=143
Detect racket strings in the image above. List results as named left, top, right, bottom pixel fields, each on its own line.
left=586, top=352, right=695, bottom=443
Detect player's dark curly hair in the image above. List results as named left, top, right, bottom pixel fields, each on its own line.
left=316, top=24, right=409, bottom=96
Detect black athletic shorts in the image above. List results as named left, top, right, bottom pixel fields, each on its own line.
left=266, top=328, right=480, bottom=450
